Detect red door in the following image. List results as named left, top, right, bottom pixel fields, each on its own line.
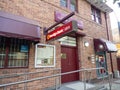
left=61, top=45, right=79, bottom=83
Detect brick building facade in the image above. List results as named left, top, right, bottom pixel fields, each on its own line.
left=0, top=0, right=118, bottom=90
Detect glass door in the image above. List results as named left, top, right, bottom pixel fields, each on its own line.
left=96, top=52, right=108, bottom=77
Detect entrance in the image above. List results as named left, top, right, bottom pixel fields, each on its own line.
left=95, top=52, right=108, bottom=77
left=61, top=45, right=79, bottom=83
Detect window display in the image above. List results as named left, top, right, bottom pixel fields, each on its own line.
left=35, top=44, right=55, bottom=67
left=0, top=36, right=29, bottom=68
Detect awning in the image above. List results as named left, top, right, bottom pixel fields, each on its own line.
left=86, top=0, right=113, bottom=13
left=94, top=38, right=117, bottom=52
left=0, top=16, right=40, bottom=42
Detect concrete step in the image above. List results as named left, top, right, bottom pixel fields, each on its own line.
left=87, top=85, right=108, bottom=90
left=44, top=82, right=108, bottom=90
left=57, top=86, right=74, bottom=90
left=57, top=86, right=108, bottom=90
left=44, top=86, right=74, bottom=90
left=58, top=87, right=108, bottom=90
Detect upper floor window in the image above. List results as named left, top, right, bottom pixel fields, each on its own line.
left=60, top=0, right=77, bottom=12
left=0, top=36, right=30, bottom=68
left=91, top=6, right=101, bottom=24
left=118, top=3, right=120, bottom=7
left=60, top=0, right=67, bottom=7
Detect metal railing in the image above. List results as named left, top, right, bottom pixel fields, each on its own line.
left=0, top=68, right=61, bottom=90
left=0, top=67, right=113, bottom=90
left=0, top=68, right=61, bottom=79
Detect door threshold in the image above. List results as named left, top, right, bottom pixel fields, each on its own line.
left=97, top=75, right=109, bottom=79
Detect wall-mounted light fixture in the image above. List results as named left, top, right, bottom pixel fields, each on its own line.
left=84, top=41, right=89, bottom=47
left=99, top=44, right=104, bottom=49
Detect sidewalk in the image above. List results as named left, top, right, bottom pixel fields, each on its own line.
left=105, top=78, right=120, bottom=90
left=58, top=81, right=95, bottom=90
left=58, top=78, right=120, bottom=90
left=100, top=77, right=120, bottom=90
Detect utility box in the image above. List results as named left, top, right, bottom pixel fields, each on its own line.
left=114, top=70, right=120, bottom=78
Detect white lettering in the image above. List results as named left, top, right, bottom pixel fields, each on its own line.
left=49, top=29, right=64, bottom=38
left=64, top=26, right=71, bottom=31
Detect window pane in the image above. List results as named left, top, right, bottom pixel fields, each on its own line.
left=91, top=7, right=95, bottom=21
left=96, top=11, right=100, bottom=17
left=96, top=11, right=101, bottom=24
left=98, top=17, right=101, bottom=24
left=91, top=6, right=101, bottom=24
left=8, top=38, right=29, bottom=67
left=70, top=0, right=77, bottom=11
left=59, top=36, right=76, bottom=46
left=96, top=17, right=99, bottom=23
left=0, top=37, right=6, bottom=68
left=60, top=0, right=67, bottom=7
left=91, top=15, right=95, bottom=20
left=118, top=3, right=120, bottom=7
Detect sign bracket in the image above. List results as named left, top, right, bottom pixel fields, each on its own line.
left=44, top=12, right=75, bottom=35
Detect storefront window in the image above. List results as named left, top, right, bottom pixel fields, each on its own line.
left=0, top=37, right=6, bottom=68
left=0, top=36, right=30, bottom=68
left=35, top=44, right=55, bottom=68
left=8, top=38, right=29, bottom=67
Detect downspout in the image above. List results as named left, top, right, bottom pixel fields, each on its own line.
left=118, top=22, right=120, bottom=38
left=105, top=12, right=114, bottom=75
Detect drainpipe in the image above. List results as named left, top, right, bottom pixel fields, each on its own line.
left=105, top=12, right=114, bottom=76
left=118, top=22, right=120, bottom=39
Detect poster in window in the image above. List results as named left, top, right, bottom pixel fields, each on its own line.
left=20, top=45, right=28, bottom=52
left=35, top=44, right=55, bottom=67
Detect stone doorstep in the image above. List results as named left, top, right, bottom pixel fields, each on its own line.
left=57, top=85, right=108, bottom=90
left=114, top=79, right=120, bottom=84
left=57, top=86, right=74, bottom=90
left=44, top=80, right=111, bottom=90
left=44, top=85, right=108, bottom=90
left=87, top=85, right=108, bottom=90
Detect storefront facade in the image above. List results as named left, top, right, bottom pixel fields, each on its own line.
left=0, top=0, right=118, bottom=89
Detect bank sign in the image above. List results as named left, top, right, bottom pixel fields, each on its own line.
left=46, top=21, right=78, bottom=41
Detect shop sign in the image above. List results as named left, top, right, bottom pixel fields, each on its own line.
left=46, top=21, right=77, bottom=41
left=55, top=11, right=83, bottom=30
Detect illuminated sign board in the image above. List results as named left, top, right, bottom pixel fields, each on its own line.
left=46, top=21, right=77, bottom=41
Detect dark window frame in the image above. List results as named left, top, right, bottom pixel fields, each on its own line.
left=60, top=0, right=78, bottom=12
left=118, top=2, right=120, bottom=7
left=0, top=36, right=30, bottom=69
left=91, top=6, right=102, bottom=24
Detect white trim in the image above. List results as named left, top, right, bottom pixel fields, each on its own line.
left=35, top=43, right=56, bottom=68
left=100, top=38, right=118, bottom=52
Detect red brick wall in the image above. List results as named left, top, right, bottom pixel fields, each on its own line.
left=0, top=0, right=118, bottom=89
